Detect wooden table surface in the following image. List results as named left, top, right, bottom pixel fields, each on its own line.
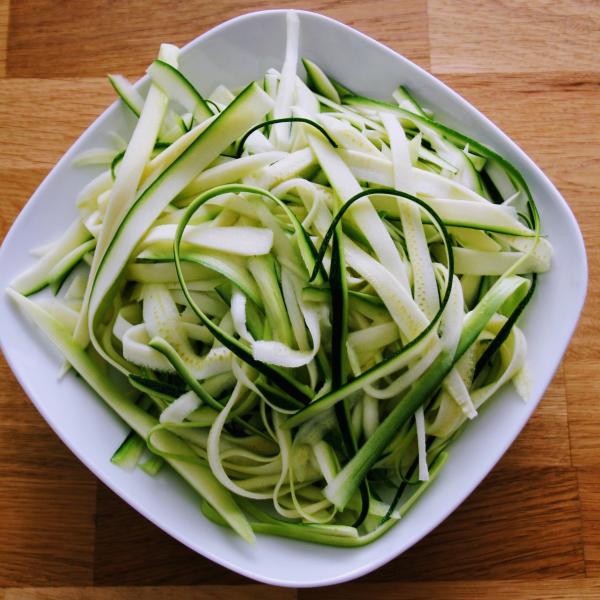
left=1, top=1, right=599, bottom=598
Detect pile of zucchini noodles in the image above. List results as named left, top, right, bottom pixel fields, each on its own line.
left=8, top=12, right=551, bottom=545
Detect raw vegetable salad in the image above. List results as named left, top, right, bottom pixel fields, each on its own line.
left=7, top=12, right=551, bottom=546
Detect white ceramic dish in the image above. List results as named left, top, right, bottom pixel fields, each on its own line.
left=0, top=9, right=587, bottom=588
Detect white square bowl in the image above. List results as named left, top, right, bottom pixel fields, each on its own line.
left=0, top=9, right=587, bottom=587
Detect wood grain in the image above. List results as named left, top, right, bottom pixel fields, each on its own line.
left=578, top=469, right=600, bottom=576
left=0, top=0, right=598, bottom=597
left=0, top=79, right=112, bottom=169
left=0, top=0, right=8, bottom=77
left=0, top=169, right=46, bottom=241
left=4, top=588, right=294, bottom=600
left=428, top=0, right=600, bottom=74
left=301, top=580, right=600, bottom=600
